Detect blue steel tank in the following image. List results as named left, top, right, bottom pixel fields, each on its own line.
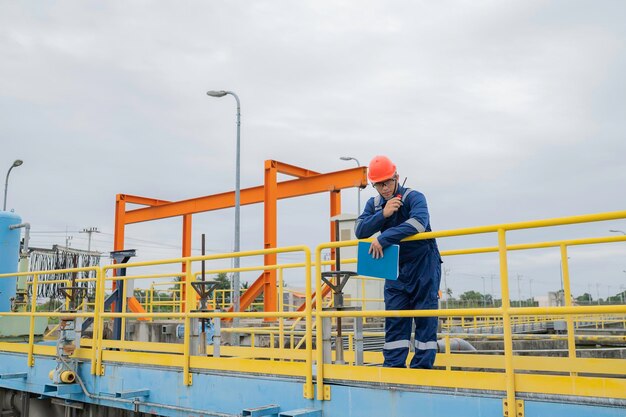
left=0, top=211, right=21, bottom=312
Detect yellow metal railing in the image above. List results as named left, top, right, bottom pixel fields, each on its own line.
left=98, top=245, right=315, bottom=397
left=142, top=279, right=184, bottom=314
left=0, top=210, right=624, bottom=410
left=0, top=267, right=100, bottom=373
left=314, top=210, right=626, bottom=417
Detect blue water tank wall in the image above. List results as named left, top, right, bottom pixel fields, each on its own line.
left=0, top=211, right=21, bottom=312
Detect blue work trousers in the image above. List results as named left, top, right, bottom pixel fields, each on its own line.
left=383, top=258, right=440, bottom=368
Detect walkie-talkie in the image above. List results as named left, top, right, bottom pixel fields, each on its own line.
left=396, top=177, right=407, bottom=203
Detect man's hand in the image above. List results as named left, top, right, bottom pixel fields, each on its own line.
left=369, top=237, right=384, bottom=259
left=383, top=196, right=402, bottom=218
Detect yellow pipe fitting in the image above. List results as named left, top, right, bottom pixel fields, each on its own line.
left=60, top=370, right=76, bottom=383
left=48, top=370, right=54, bottom=380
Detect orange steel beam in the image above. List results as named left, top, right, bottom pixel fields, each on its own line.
left=226, top=272, right=266, bottom=318
left=182, top=215, right=192, bottom=258
left=274, top=161, right=320, bottom=178
left=263, top=161, right=278, bottom=314
left=181, top=214, right=192, bottom=308
left=233, top=161, right=323, bottom=316
left=114, top=195, right=127, bottom=252
left=122, top=194, right=171, bottom=206
left=114, top=194, right=178, bottom=313
left=115, top=194, right=173, bottom=252
left=123, top=166, right=366, bottom=224
left=296, top=284, right=332, bottom=312
left=114, top=161, right=368, bottom=316
left=112, top=195, right=127, bottom=312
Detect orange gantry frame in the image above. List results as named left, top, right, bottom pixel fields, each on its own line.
left=114, top=160, right=367, bottom=314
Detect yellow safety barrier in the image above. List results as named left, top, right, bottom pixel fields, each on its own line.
left=314, top=209, right=626, bottom=417
left=98, top=245, right=314, bottom=397
left=0, top=209, right=624, bottom=412
left=0, top=267, right=100, bottom=374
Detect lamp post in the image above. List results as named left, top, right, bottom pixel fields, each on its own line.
left=3, top=159, right=23, bottom=211
left=339, top=156, right=361, bottom=214
left=207, top=90, right=241, bottom=330
left=609, top=229, right=626, bottom=235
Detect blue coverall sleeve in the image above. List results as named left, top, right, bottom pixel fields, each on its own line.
left=354, top=198, right=385, bottom=239
left=377, top=191, right=430, bottom=248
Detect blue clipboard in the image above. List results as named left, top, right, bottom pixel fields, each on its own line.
left=356, top=241, right=399, bottom=280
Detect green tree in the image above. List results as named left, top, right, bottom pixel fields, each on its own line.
left=459, top=290, right=484, bottom=303
left=576, top=293, right=593, bottom=304
left=214, top=272, right=231, bottom=290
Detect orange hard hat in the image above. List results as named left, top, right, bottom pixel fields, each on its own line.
left=367, top=155, right=396, bottom=183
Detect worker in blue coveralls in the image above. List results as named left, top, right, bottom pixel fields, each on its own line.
left=355, top=155, right=442, bottom=368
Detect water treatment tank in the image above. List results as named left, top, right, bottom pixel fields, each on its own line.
left=0, top=211, right=21, bottom=312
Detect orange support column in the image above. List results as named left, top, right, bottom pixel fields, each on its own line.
left=182, top=214, right=192, bottom=258
left=114, top=194, right=126, bottom=252
left=112, top=195, right=127, bottom=308
left=264, top=160, right=278, bottom=314
left=181, top=214, right=192, bottom=310
left=111, top=194, right=126, bottom=311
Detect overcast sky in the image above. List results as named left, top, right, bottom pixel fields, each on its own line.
left=1, top=1, right=625, bottom=300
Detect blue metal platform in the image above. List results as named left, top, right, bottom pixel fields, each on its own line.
left=0, top=351, right=624, bottom=417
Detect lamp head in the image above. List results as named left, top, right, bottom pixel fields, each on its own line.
left=340, top=156, right=353, bottom=161
left=12, top=160, right=23, bottom=167
left=206, top=90, right=228, bottom=97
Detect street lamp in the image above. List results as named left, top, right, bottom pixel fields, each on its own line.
left=206, top=90, right=241, bottom=328
left=3, top=159, right=23, bottom=211
left=609, top=229, right=626, bottom=235
left=339, top=156, right=361, bottom=214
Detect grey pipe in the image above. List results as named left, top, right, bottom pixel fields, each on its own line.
left=437, top=338, right=476, bottom=352
left=9, top=222, right=30, bottom=256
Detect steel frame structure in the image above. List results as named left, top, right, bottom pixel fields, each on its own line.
left=113, top=160, right=367, bottom=313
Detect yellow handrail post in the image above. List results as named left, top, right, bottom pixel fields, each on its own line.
left=183, top=259, right=193, bottom=386
left=96, top=268, right=107, bottom=376
left=90, top=268, right=102, bottom=375
left=120, top=282, right=128, bottom=343
left=27, top=273, right=39, bottom=367
left=304, top=247, right=314, bottom=399
left=560, top=244, right=577, bottom=375
left=361, top=277, right=367, bottom=325
left=148, top=286, right=153, bottom=314
left=498, top=228, right=517, bottom=417
left=444, top=334, right=451, bottom=371
left=278, top=267, right=285, bottom=361
left=314, top=246, right=324, bottom=400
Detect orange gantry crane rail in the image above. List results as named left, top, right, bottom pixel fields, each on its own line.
left=114, top=160, right=367, bottom=315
